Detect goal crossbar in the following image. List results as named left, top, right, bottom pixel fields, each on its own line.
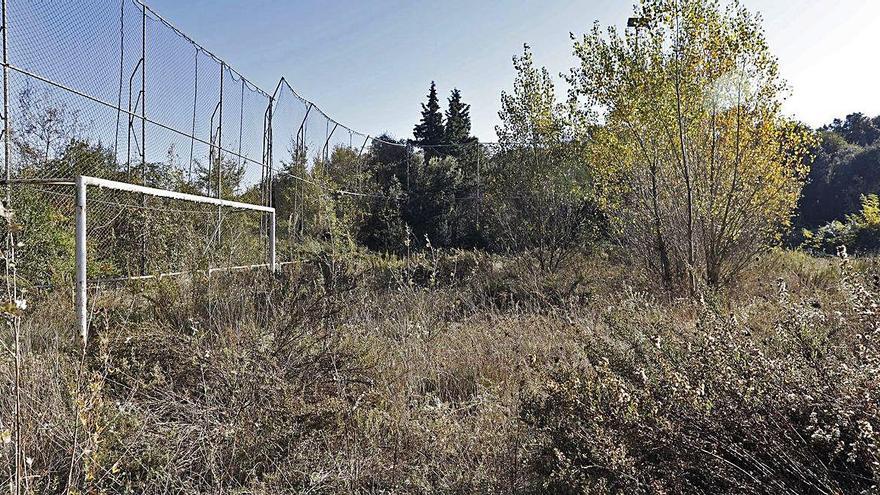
left=75, top=175, right=276, bottom=344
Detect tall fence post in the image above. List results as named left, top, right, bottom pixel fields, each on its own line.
left=217, top=62, right=224, bottom=199
left=265, top=93, right=274, bottom=207
left=1, top=3, right=19, bottom=493
left=216, top=62, right=224, bottom=247
left=113, top=0, right=125, bottom=161
left=140, top=1, right=147, bottom=276
left=75, top=175, right=88, bottom=344
left=188, top=48, right=198, bottom=184
left=3, top=0, right=9, bottom=199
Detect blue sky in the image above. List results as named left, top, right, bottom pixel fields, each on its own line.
left=145, top=0, right=880, bottom=141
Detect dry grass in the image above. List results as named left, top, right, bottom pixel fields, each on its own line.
left=1, top=249, right=879, bottom=493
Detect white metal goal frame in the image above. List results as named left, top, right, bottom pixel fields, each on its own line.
left=74, top=175, right=276, bottom=344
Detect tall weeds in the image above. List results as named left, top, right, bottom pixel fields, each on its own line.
left=1, top=249, right=878, bottom=493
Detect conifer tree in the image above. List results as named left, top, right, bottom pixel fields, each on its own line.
left=413, top=81, right=445, bottom=161
left=444, top=88, right=478, bottom=157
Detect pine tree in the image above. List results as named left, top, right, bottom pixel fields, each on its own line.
left=444, top=89, right=473, bottom=143
left=413, top=81, right=445, bottom=161
left=444, top=88, right=478, bottom=158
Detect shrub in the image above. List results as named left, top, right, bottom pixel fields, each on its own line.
left=803, top=193, right=880, bottom=254
left=522, top=263, right=880, bottom=494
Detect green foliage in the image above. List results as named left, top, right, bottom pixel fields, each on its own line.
left=798, top=124, right=880, bottom=229
left=443, top=88, right=478, bottom=159
left=11, top=186, right=75, bottom=287
left=405, top=155, right=465, bottom=248
left=357, top=177, right=408, bottom=253
left=822, top=112, right=880, bottom=147
left=496, top=44, right=569, bottom=151
left=413, top=81, right=446, bottom=161
left=802, top=193, right=880, bottom=254
left=193, top=155, right=245, bottom=198
left=571, top=0, right=813, bottom=290
left=488, top=44, right=603, bottom=270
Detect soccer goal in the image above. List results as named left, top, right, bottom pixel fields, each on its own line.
left=74, top=175, right=276, bottom=344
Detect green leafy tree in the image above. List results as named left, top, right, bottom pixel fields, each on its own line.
left=358, top=177, right=408, bottom=253
left=194, top=155, right=245, bottom=199
left=802, top=194, right=880, bottom=254
left=487, top=44, right=602, bottom=270
left=823, top=113, right=880, bottom=147
left=797, top=115, right=880, bottom=231
left=797, top=131, right=865, bottom=228
left=405, top=155, right=465, bottom=248
left=442, top=89, right=483, bottom=246
left=571, top=0, right=813, bottom=290
left=355, top=135, right=412, bottom=253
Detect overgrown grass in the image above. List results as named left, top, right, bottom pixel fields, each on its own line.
left=2, top=249, right=879, bottom=493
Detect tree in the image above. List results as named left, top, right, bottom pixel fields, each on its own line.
left=193, top=150, right=245, bottom=199
left=796, top=130, right=866, bottom=228
left=822, top=113, right=880, bottom=147
left=367, top=134, right=411, bottom=189
left=13, top=140, right=116, bottom=284
left=569, top=0, right=813, bottom=291
left=413, top=81, right=445, bottom=161
left=802, top=193, right=880, bottom=254
left=441, top=89, right=484, bottom=246
left=496, top=45, right=567, bottom=152
left=796, top=113, right=880, bottom=232
left=274, top=140, right=318, bottom=244
left=405, top=155, right=465, bottom=248
left=15, top=84, right=82, bottom=166
left=494, top=44, right=589, bottom=192
left=444, top=88, right=478, bottom=158
left=354, top=135, right=412, bottom=253
left=357, top=177, right=408, bottom=253
left=488, top=44, right=603, bottom=270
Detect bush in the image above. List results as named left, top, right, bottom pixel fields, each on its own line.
left=5, top=248, right=880, bottom=493
left=803, top=194, right=880, bottom=254
left=522, top=262, right=880, bottom=494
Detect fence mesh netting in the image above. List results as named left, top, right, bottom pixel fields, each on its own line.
left=2, top=0, right=503, bottom=292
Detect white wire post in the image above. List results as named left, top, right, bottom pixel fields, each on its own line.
left=268, top=210, right=276, bottom=272
left=75, top=175, right=88, bottom=344
left=74, top=175, right=276, bottom=345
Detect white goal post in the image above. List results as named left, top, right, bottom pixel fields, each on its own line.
left=75, top=175, right=276, bottom=344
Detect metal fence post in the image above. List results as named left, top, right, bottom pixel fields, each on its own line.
left=216, top=62, right=224, bottom=247
left=3, top=0, right=10, bottom=198
left=140, top=1, right=147, bottom=276
left=75, top=175, right=88, bottom=344
left=269, top=210, right=276, bottom=272
left=217, top=62, right=224, bottom=198
left=188, top=48, right=198, bottom=184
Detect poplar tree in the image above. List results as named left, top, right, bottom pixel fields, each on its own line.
left=571, top=0, right=814, bottom=290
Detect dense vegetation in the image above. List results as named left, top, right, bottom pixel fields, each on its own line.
left=3, top=0, right=880, bottom=493
left=4, top=249, right=880, bottom=493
